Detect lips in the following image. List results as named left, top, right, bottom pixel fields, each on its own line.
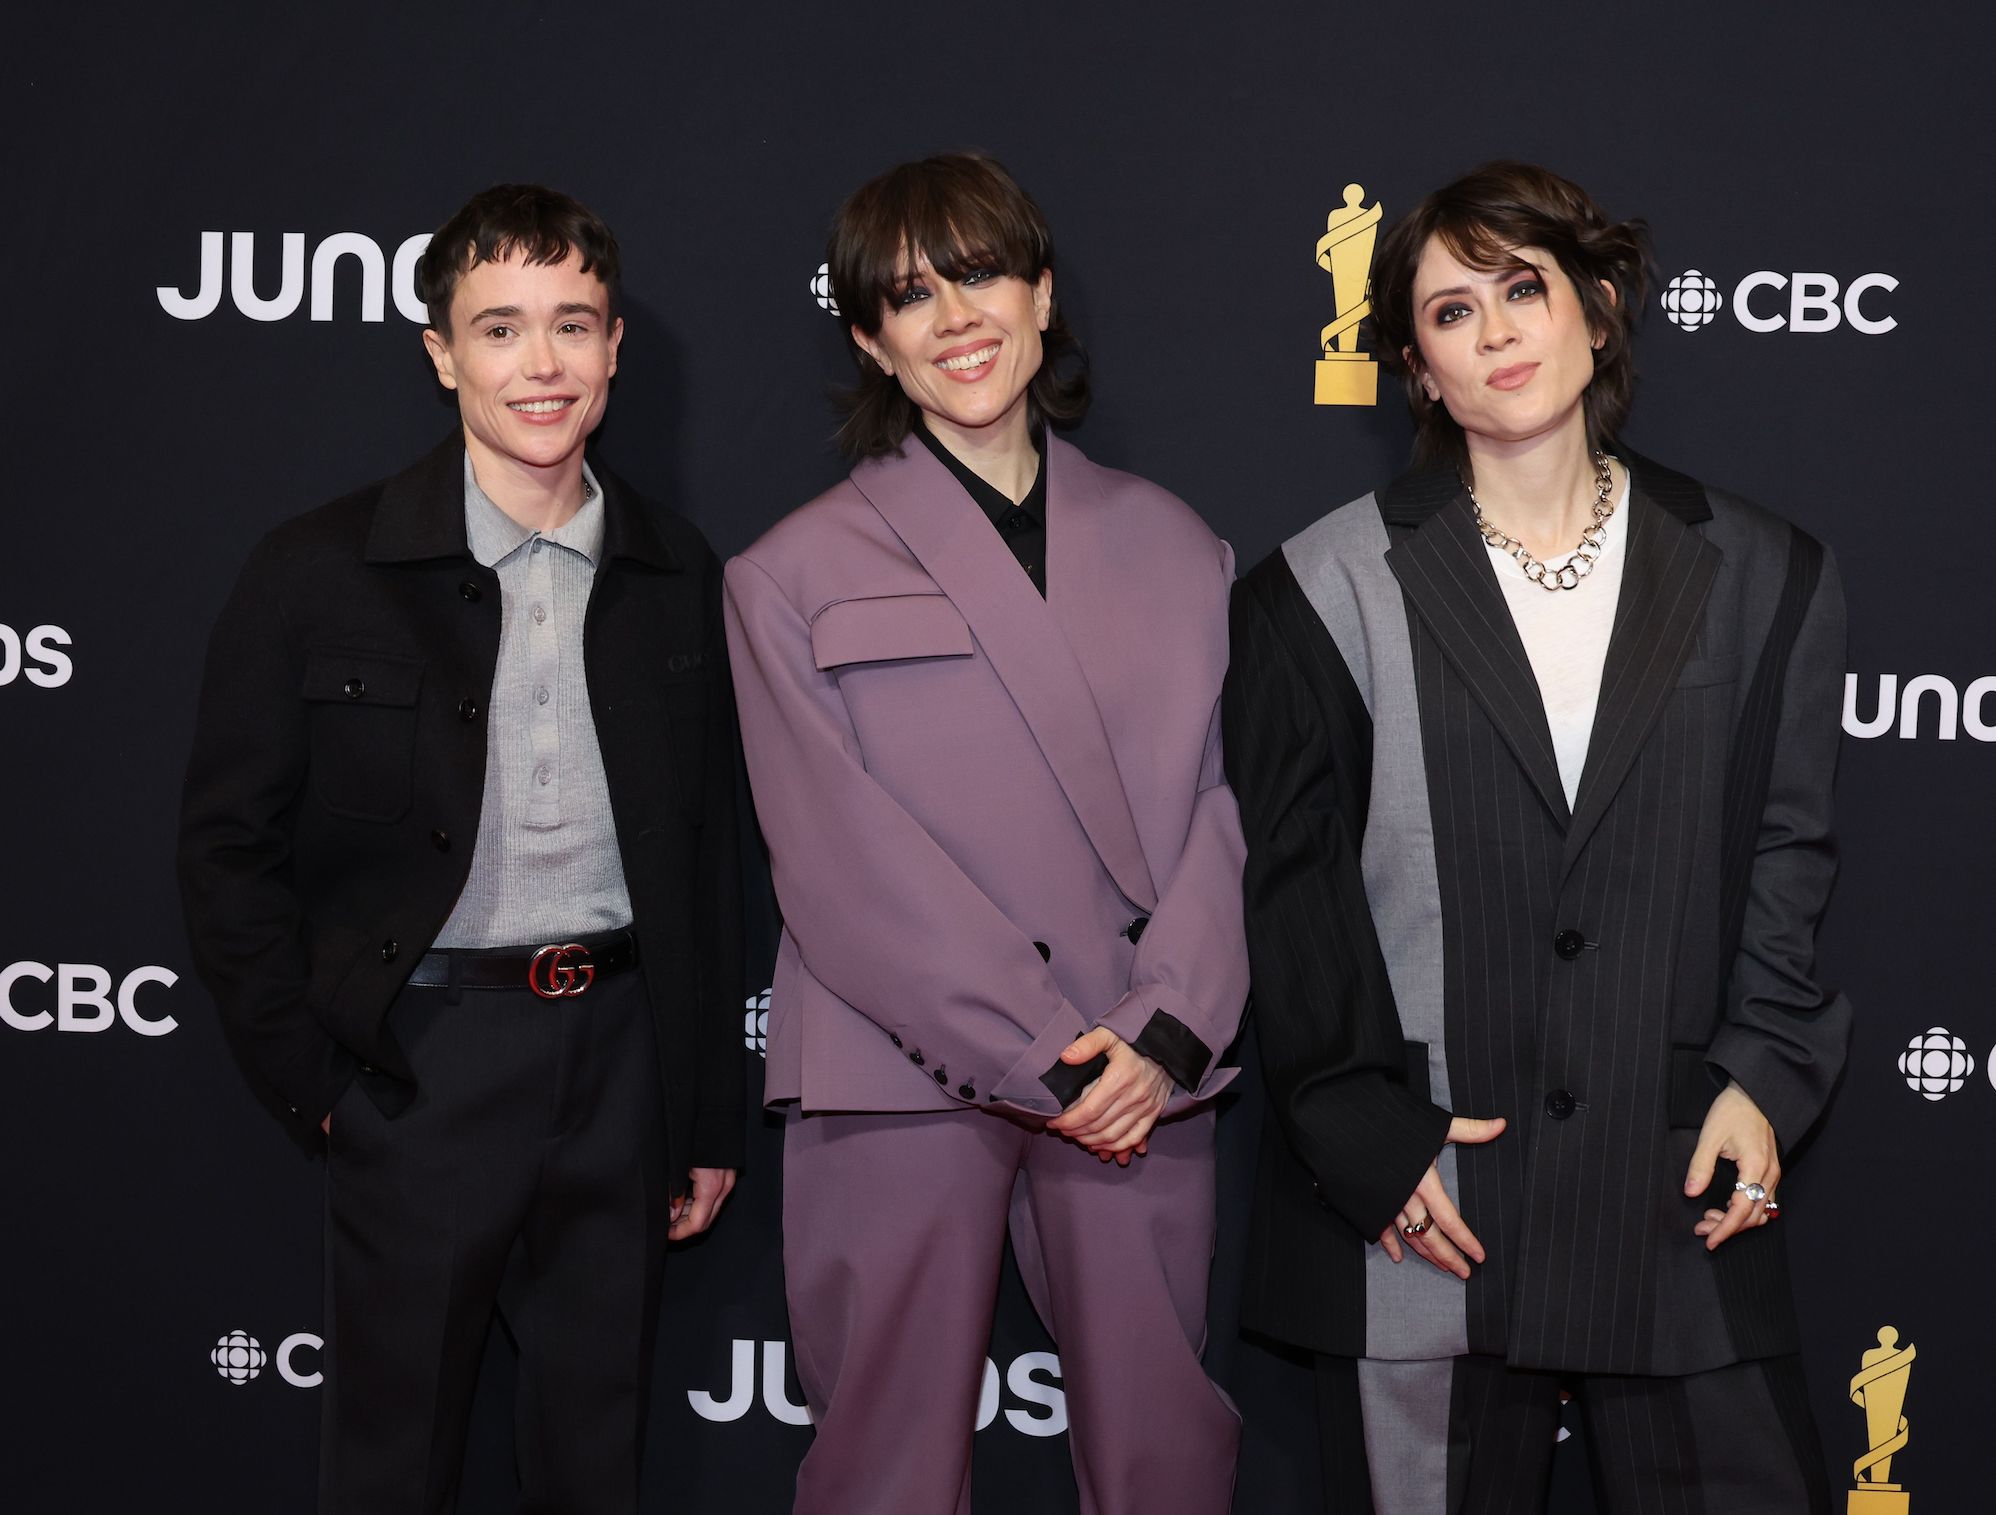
left=1486, top=362, right=1539, bottom=391
left=934, top=342, right=1000, bottom=376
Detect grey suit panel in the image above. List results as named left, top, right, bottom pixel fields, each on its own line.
left=1285, top=503, right=1467, bottom=1361
left=1233, top=453, right=1850, bottom=1378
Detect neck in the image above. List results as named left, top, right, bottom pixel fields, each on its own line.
left=922, top=404, right=1039, bottom=504
left=464, top=433, right=589, bottom=532
left=1462, top=422, right=1609, bottom=558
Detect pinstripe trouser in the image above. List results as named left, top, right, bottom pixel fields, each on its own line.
left=1315, top=1351, right=1830, bottom=1514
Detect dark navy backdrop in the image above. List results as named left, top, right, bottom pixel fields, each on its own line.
left=7, top=3, right=1991, bottom=1510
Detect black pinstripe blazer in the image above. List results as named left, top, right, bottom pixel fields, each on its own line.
left=1224, top=454, right=1850, bottom=1375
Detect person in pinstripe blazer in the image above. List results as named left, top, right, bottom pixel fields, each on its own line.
left=1224, top=163, right=1849, bottom=1513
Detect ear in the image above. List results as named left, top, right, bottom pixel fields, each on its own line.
left=850, top=325, right=893, bottom=378
left=422, top=327, right=458, bottom=391
left=1032, top=267, right=1054, bottom=331
left=1592, top=278, right=1618, bottom=351
left=605, top=315, right=625, bottom=380
left=1404, top=345, right=1439, bottom=402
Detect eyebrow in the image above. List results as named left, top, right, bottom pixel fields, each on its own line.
left=1419, top=264, right=1544, bottom=309
left=467, top=302, right=604, bottom=324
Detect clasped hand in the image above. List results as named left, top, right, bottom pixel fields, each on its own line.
left=1045, top=1026, right=1174, bottom=1165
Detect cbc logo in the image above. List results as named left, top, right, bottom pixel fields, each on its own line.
left=209, top=1330, right=323, bottom=1388
left=1899, top=1029, right=1974, bottom=1101
left=744, top=988, right=771, bottom=1056
left=1843, top=674, right=1996, bottom=741
left=810, top=263, right=840, bottom=317
left=158, top=231, right=433, bottom=323
left=1661, top=268, right=1897, bottom=334
left=1, top=962, right=178, bottom=1035
left=0, top=624, right=72, bottom=689
left=690, top=1339, right=1065, bottom=1436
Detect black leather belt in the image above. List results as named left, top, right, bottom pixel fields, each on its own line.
left=405, top=928, right=639, bottom=998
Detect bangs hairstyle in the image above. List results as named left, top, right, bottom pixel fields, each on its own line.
left=827, top=152, right=1088, bottom=459
left=1369, top=161, right=1652, bottom=468
left=418, top=183, right=622, bottom=337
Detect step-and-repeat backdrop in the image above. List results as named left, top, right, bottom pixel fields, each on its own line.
left=8, top=3, right=1991, bottom=1510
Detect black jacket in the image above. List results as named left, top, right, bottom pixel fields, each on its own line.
left=177, top=437, right=745, bottom=1179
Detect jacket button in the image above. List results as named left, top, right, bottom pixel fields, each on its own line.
left=1033, top=941, right=1051, bottom=962
left=889, top=1033, right=903, bottom=1048
left=380, top=940, right=399, bottom=963
left=343, top=678, right=365, bottom=700
left=958, top=1083, right=975, bottom=1100
left=1124, top=916, right=1150, bottom=944
left=1553, top=929, right=1586, bottom=960
left=1544, top=1088, right=1577, bottom=1120
left=910, top=1051, right=924, bottom=1067
left=933, top=1069, right=947, bottom=1086
left=458, top=698, right=481, bottom=722
left=431, top=829, right=450, bottom=852
left=459, top=580, right=483, bottom=602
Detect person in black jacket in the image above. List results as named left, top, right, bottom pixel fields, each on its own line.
left=177, top=184, right=743, bottom=1515
left=1224, top=163, right=1848, bottom=1512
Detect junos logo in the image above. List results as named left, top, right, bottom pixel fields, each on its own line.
left=209, top=1330, right=323, bottom=1388
left=1843, top=674, right=1996, bottom=741
left=0, top=624, right=72, bottom=688
left=689, top=1340, right=1065, bottom=1436
left=1898, top=1028, right=1975, bottom=1101
left=744, top=989, right=771, bottom=1056
left=1, top=962, right=178, bottom=1035
left=158, top=231, right=433, bottom=323
left=811, top=263, right=839, bottom=317
left=1662, top=268, right=1897, bottom=334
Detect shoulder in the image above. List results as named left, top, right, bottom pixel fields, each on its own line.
left=733, top=471, right=876, bottom=576
left=1058, top=438, right=1223, bottom=561
left=1630, top=453, right=1831, bottom=577
left=593, top=460, right=722, bottom=576
left=247, top=477, right=388, bottom=576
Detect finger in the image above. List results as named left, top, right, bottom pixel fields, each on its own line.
left=1059, top=1026, right=1119, bottom=1064
left=1054, top=1078, right=1140, bottom=1141
left=1704, top=1188, right=1756, bottom=1251
left=1380, top=1224, right=1405, bottom=1264
left=1693, top=1207, right=1727, bottom=1237
left=1411, top=1228, right=1471, bottom=1279
left=1133, top=1137, right=1149, bottom=1157
left=1445, top=1115, right=1507, bottom=1145
left=1081, top=1106, right=1151, bottom=1153
left=1684, top=1129, right=1724, bottom=1198
left=1422, top=1182, right=1485, bottom=1265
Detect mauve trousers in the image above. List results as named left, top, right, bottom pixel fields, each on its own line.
left=783, top=1104, right=1240, bottom=1515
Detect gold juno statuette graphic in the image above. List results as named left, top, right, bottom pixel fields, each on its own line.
left=1314, top=182, right=1382, bottom=407
left=1848, top=1326, right=1916, bottom=1514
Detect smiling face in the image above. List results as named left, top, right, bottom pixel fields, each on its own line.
left=421, top=249, right=623, bottom=487
left=851, top=251, right=1052, bottom=452
left=1406, top=236, right=1609, bottom=457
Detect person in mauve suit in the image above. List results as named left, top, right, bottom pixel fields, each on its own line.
left=725, top=152, right=1250, bottom=1515
left=1225, top=161, right=1850, bottom=1513
left=178, top=184, right=743, bottom=1515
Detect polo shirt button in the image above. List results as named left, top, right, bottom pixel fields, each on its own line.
left=1553, top=929, right=1585, bottom=961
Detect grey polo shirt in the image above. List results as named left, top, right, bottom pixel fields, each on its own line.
left=432, top=457, right=634, bottom=948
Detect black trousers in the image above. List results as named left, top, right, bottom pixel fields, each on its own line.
left=319, top=967, right=669, bottom=1515
left=1316, top=1350, right=1831, bottom=1515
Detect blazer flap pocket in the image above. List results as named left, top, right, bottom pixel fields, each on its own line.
left=811, top=594, right=974, bottom=670
left=302, top=648, right=424, bottom=707
left=1675, top=653, right=1740, bottom=689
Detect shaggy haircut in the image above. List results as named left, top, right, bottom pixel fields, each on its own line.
left=418, top=183, right=621, bottom=337
left=1369, top=161, right=1652, bottom=467
left=827, top=152, right=1088, bottom=459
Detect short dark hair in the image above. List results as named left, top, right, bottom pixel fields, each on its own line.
left=418, top=184, right=621, bottom=338
left=1369, top=162, right=1651, bottom=467
left=826, top=152, right=1089, bottom=459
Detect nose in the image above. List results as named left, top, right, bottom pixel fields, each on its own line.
left=522, top=328, right=563, bottom=379
left=1479, top=301, right=1520, bottom=351
left=931, top=281, right=979, bottom=334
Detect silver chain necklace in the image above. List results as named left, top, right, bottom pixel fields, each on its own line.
left=1466, top=452, right=1617, bottom=592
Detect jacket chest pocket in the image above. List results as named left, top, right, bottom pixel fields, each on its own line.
left=302, top=648, right=424, bottom=822
left=811, top=594, right=975, bottom=670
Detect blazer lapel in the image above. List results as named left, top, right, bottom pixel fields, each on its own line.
left=1385, top=474, right=1571, bottom=829
left=1560, top=473, right=1721, bottom=875
left=851, top=441, right=1159, bottom=911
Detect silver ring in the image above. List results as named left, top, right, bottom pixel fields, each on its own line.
left=1734, top=1180, right=1768, bottom=1204
left=1403, top=1216, right=1433, bottom=1237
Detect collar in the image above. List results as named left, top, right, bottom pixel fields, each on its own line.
left=1377, top=443, right=1713, bottom=528
left=363, top=434, right=681, bottom=571
left=911, top=416, right=1048, bottom=529
left=463, top=453, right=605, bottom=568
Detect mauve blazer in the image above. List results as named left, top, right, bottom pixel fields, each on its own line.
left=724, top=434, right=1248, bottom=1117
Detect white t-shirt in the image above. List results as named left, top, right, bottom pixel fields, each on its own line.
left=1483, top=470, right=1633, bottom=809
